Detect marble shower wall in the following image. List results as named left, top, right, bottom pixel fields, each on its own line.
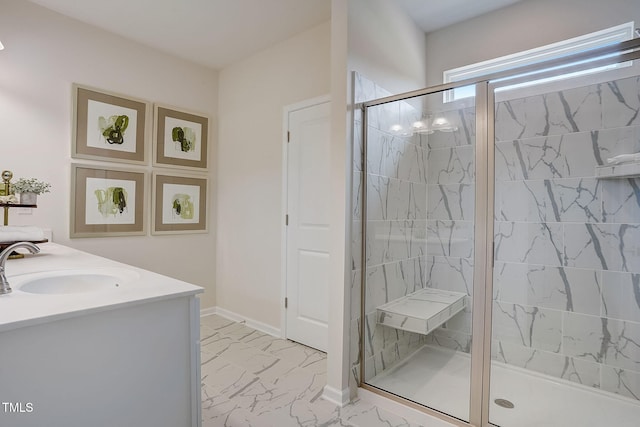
left=422, top=100, right=477, bottom=353
left=351, top=73, right=428, bottom=390
left=493, top=75, right=640, bottom=401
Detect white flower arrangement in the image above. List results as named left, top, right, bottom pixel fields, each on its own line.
left=12, top=178, right=51, bottom=195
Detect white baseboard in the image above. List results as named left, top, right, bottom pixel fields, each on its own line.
left=200, top=307, right=216, bottom=317
left=322, top=385, right=351, bottom=407
left=201, top=306, right=281, bottom=338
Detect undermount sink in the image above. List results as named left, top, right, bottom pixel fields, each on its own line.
left=13, top=268, right=139, bottom=294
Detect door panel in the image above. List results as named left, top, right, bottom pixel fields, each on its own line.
left=362, top=86, right=477, bottom=423
left=285, top=100, right=330, bottom=352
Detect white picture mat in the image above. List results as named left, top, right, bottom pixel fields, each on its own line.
left=87, top=99, right=138, bottom=153
left=162, top=183, right=200, bottom=224
left=163, top=117, right=202, bottom=161
left=85, top=177, right=136, bottom=225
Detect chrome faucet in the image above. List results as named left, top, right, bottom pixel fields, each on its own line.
left=0, top=242, right=40, bottom=295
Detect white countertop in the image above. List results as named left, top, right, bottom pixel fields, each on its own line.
left=0, top=243, right=203, bottom=332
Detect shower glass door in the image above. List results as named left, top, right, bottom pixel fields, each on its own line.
left=361, top=84, right=480, bottom=423
left=489, top=63, right=640, bottom=426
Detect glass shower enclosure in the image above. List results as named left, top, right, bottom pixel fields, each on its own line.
left=357, top=38, right=640, bottom=427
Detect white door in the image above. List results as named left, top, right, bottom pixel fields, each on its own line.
left=285, top=100, right=330, bottom=352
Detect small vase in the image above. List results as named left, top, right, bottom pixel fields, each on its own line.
left=20, top=192, right=37, bottom=205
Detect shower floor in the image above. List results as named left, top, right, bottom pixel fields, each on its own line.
left=368, top=345, right=640, bottom=427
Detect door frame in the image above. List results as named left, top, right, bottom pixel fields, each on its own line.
left=280, top=94, right=331, bottom=340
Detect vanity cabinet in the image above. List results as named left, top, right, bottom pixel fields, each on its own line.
left=0, top=244, right=203, bottom=427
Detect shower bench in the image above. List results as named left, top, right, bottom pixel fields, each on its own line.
left=376, top=288, right=466, bottom=335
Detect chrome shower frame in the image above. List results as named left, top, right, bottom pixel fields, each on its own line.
left=357, top=37, right=640, bottom=427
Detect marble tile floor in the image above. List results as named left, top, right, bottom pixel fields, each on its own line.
left=200, top=314, right=455, bottom=427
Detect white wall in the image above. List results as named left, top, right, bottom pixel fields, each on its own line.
left=0, top=0, right=218, bottom=308
left=348, top=0, right=428, bottom=94
left=325, top=0, right=351, bottom=405
left=324, top=0, right=429, bottom=402
left=425, top=0, right=640, bottom=86
left=216, top=22, right=331, bottom=328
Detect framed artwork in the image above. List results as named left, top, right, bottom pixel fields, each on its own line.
left=71, top=164, right=146, bottom=238
left=153, top=104, right=209, bottom=170
left=72, top=84, right=151, bottom=164
left=152, top=172, right=207, bottom=235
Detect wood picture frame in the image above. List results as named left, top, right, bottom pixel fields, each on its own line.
left=153, top=104, right=209, bottom=170
left=152, top=172, right=208, bottom=235
left=71, top=164, right=146, bottom=238
left=72, top=84, right=151, bottom=165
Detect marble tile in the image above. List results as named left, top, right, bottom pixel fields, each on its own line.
left=564, top=223, right=640, bottom=272
left=339, top=404, right=424, bottom=427
left=350, top=317, right=361, bottom=376
left=563, top=313, right=640, bottom=372
left=442, top=304, right=472, bottom=335
left=601, top=177, right=640, bottom=224
left=201, top=334, right=243, bottom=357
left=495, top=178, right=602, bottom=223
left=427, top=220, right=474, bottom=259
left=351, top=269, right=362, bottom=321
left=496, top=127, right=640, bottom=182
left=427, top=183, right=475, bottom=221
left=601, top=365, right=640, bottom=401
left=261, top=341, right=326, bottom=377
left=426, top=107, right=476, bottom=149
left=200, top=314, right=449, bottom=427
left=601, top=271, right=640, bottom=322
left=216, top=322, right=266, bottom=342
left=367, top=175, right=427, bottom=221
left=201, top=354, right=259, bottom=396
left=602, top=76, right=640, bottom=129
left=494, top=221, right=563, bottom=266
left=366, top=220, right=427, bottom=267
left=201, top=383, right=260, bottom=427
left=366, top=127, right=426, bottom=184
left=201, top=314, right=237, bottom=331
left=491, top=340, right=600, bottom=387
left=414, top=131, right=429, bottom=150
left=492, top=301, right=562, bottom=353
left=353, top=71, right=377, bottom=104
left=351, top=219, right=362, bottom=271
left=425, top=327, right=472, bottom=353
left=351, top=171, right=362, bottom=221
left=427, top=146, right=475, bottom=185
left=494, top=262, right=601, bottom=316
left=239, top=332, right=289, bottom=353
left=364, top=312, right=398, bottom=358
left=426, top=255, right=474, bottom=297
left=495, top=84, right=603, bottom=141
left=215, top=340, right=282, bottom=376
left=377, top=99, right=402, bottom=136
left=365, top=312, right=423, bottom=365
left=363, top=355, right=380, bottom=381
left=353, top=120, right=363, bottom=172
left=495, top=135, right=565, bottom=181
left=364, top=257, right=426, bottom=314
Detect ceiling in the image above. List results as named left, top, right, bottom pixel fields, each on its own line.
left=29, top=0, right=331, bottom=70
left=29, top=0, right=522, bottom=70
left=395, top=0, right=522, bottom=33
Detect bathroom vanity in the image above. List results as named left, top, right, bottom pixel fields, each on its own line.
left=0, top=243, right=203, bottom=427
